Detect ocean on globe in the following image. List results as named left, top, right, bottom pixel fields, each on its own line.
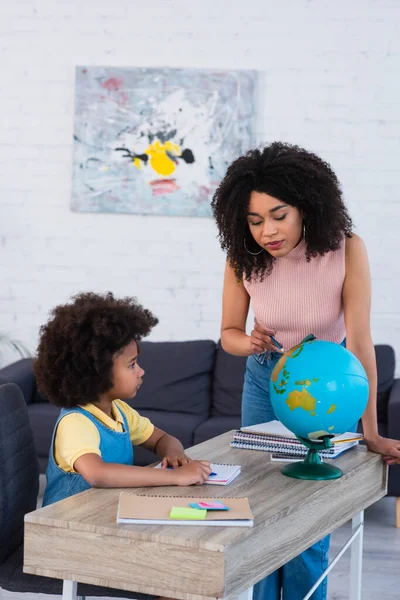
left=269, top=338, right=369, bottom=441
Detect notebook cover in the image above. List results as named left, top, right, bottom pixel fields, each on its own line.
left=117, top=493, right=253, bottom=526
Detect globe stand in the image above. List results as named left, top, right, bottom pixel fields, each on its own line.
left=281, top=436, right=343, bottom=480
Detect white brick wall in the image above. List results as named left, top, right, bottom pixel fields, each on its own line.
left=1, top=0, right=400, bottom=370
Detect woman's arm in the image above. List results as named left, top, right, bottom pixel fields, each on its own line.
left=343, top=234, right=400, bottom=463
left=221, top=261, right=281, bottom=356
left=220, top=261, right=252, bottom=356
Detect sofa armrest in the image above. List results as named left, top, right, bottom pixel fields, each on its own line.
left=0, top=358, right=35, bottom=404
left=387, top=378, right=400, bottom=440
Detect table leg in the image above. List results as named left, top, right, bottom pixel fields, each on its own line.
left=62, top=580, right=77, bottom=600
left=235, top=587, right=253, bottom=600
left=349, top=510, right=364, bottom=600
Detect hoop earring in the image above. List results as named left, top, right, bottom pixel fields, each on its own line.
left=303, top=220, right=306, bottom=240
left=244, top=237, right=264, bottom=256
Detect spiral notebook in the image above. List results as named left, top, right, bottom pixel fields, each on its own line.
left=231, top=437, right=358, bottom=458
left=117, top=493, right=254, bottom=526
left=240, top=420, right=363, bottom=444
left=232, top=420, right=362, bottom=458
left=155, top=462, right=241, bottom=485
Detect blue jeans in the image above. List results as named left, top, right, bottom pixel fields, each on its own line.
left=242, top=351, right=330, bottom=600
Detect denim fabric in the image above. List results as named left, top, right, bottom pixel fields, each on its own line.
left=43, top=405, right=134, bottom=506
left=242, top=342, right=349, bottom=600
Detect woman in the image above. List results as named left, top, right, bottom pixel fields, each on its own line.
left=211, top=142, right=400, bottom=600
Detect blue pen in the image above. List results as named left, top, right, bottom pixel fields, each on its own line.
left=270, top=336, right=284, bottom=351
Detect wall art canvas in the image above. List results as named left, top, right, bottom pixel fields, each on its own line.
left=72, top=66, right=258, bottom=217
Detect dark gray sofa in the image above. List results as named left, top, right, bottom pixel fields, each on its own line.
left=0, top=341, right=399, bottom=505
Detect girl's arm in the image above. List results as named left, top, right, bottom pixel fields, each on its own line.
left=343, top=234, right=400, bottom=463
left=140, top=427, right=191, bottom=468
left=73, top=453, right=211, bottom=488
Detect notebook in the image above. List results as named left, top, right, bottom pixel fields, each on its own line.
left=240, top=420, right=363, bottom=444
left=117, top=493, right=254, bottom=526
left=230, top=436, right=358, bottom=458
left=155, top=462, right=241, bottom=486
left=271, top=452, right=308, bottom=462
left=206, top=463, right=241, bottom=485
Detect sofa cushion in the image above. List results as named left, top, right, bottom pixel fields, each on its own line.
left=193, top=415, right=241, bottom=446
left=129, top=340, right=216, bottom=415
left=375, top=345, right=395, bottom=423
left=0, top=359, right=35, bottom=404
left=211, top=342, right=246, bottom=417
left=27, top=404, right=60, bottom=463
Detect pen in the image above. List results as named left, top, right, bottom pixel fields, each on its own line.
left=270, top=335, right=284, bottom=351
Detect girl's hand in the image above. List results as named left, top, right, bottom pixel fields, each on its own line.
left=365, top=434, right=400, bottom=465
left=172, top=460, right=212, bottom=486
left=161, top=454, right=191, bottom=469
left=248, top=319, right=284, bottom=354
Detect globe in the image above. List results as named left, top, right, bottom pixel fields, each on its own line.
left=270, top=338, right=369, bottom=442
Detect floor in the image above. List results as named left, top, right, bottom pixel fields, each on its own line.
left=1, top=477, right=399, bottom=600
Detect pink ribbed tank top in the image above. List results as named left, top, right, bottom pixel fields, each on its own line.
left=243, top=238, right=346, bottom=350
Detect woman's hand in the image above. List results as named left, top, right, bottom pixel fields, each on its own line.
left=161, top=453, right=191, bottom=469
left=365, top=434, right=400, bottom=465
left=248, top=320, right=284, bottom=354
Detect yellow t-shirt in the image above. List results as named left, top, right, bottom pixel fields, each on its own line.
left=54, top=400, right=154, bottom=472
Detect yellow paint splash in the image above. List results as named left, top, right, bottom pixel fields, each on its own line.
left=140, top=140, right=182, bottom=176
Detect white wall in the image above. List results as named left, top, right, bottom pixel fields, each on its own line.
left=1, top=0, right=400, bottom=369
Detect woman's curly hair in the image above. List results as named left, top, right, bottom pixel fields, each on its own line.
left=34, top=292, right=158, bottom=408
left=211, top=142, right=353, bottom=281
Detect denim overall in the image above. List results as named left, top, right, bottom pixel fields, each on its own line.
left=43, top=405, right=134, bottom=507
left=242, top=341, right=355, bottom=600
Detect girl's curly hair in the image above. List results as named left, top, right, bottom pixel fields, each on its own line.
left=211, top=142, right=353, bottom=281
left=34, top=292, right=158, bottom=407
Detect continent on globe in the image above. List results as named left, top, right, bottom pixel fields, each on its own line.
left=286, top=388, right=316, bottom=413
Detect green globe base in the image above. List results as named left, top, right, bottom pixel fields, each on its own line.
left=280, top=446, right=343, bottom=480
left=281, top=461, right=343, bottom=480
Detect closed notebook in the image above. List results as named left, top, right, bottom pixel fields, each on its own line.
left=155, top=462, right=241, bottom=486
left=231, top=436, right=358, bottom=458
left=117, top=493, right=254, bottom=527
left=240, top=420, right=363, bottom=444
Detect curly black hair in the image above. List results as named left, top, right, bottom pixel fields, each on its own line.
left=211, top=142, right=353, bottom=281
left=34, top=292, right=158, bottom=408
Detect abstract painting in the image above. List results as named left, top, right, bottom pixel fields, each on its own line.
left=72, top=66, right=258, bottom=217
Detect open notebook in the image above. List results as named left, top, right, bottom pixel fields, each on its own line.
left=117, top=493, right=254, bottom=526
left=155, top=462, right=241, bottom=486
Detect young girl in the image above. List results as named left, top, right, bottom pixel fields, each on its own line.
left=211, top=142, right=400, bottom=600
left=34, top=292, right=212, bottom=508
